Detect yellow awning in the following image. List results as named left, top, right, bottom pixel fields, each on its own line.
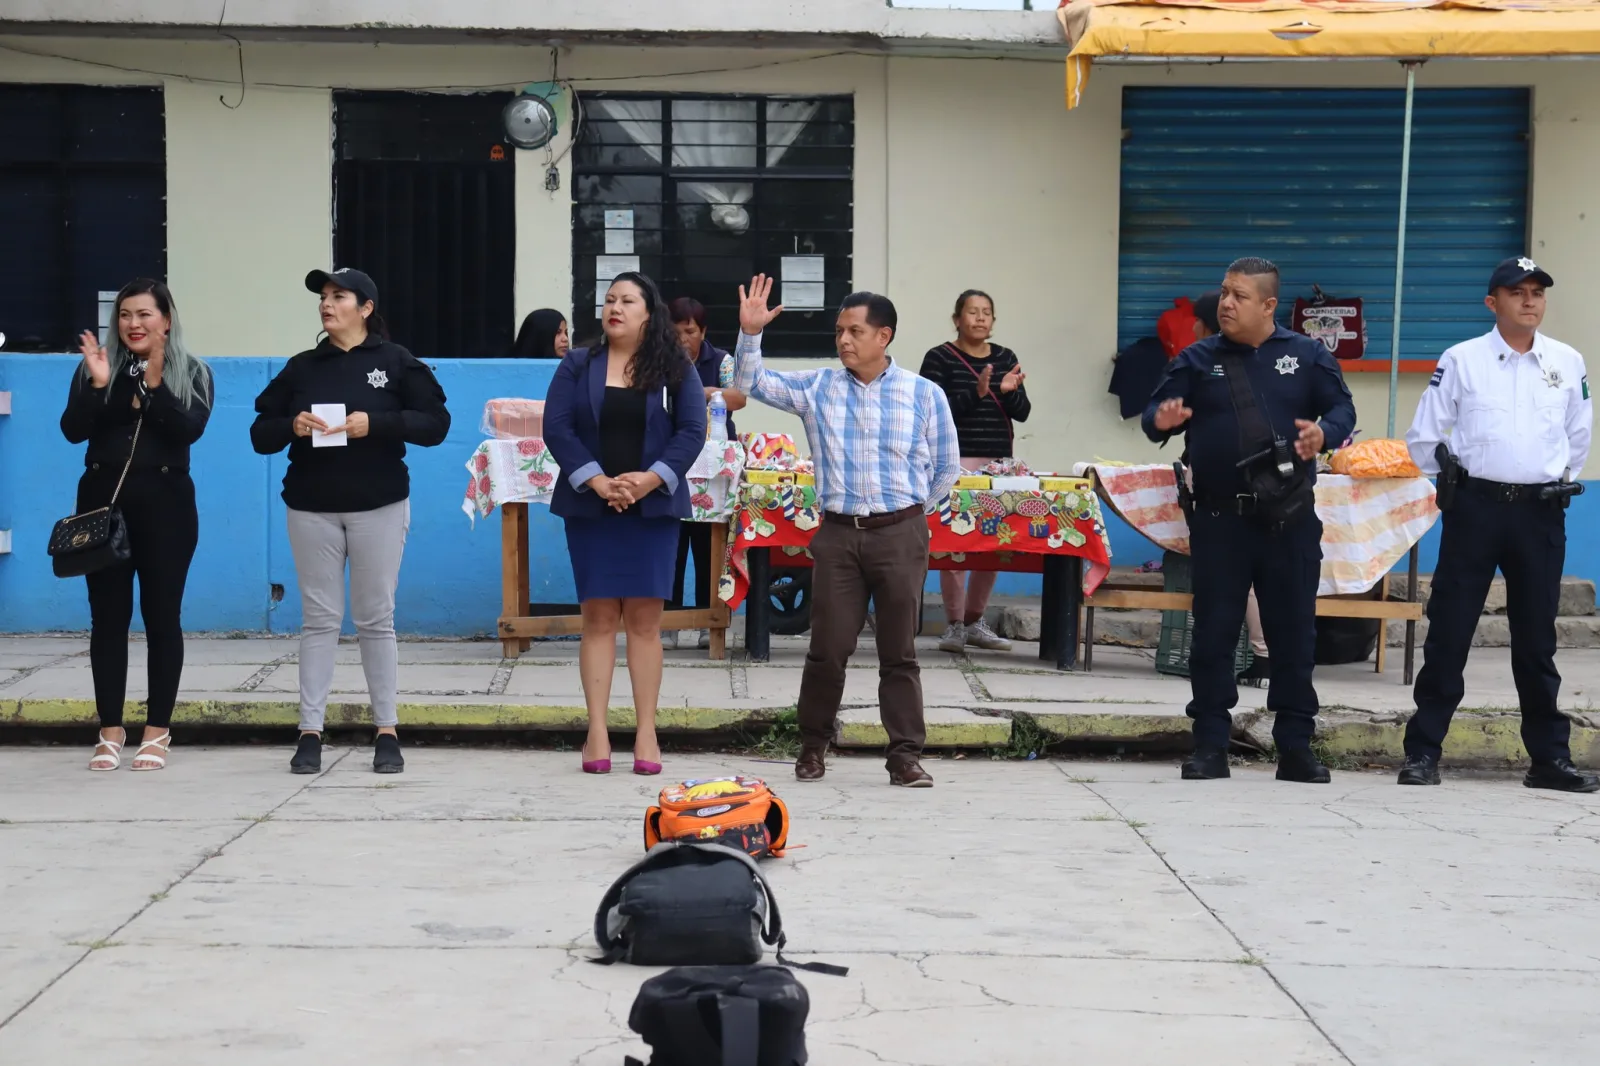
left=1059, top=0, right=1600, bottom=108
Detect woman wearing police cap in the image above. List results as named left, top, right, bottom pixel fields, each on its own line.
left=250, top=268, right=451, bottom=776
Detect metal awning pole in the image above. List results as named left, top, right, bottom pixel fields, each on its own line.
left=1387, top=62, right=1420, bottom=438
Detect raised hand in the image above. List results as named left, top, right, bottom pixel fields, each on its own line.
left=79, top=331, right=111, bottom=388
left=1000, top=364, right=1026, bottom=394
left=974, top=364, right=994, bottom=398
left=737, top=275, right=784, bottom=336
left=1152, top=398, right=1193, bottom=432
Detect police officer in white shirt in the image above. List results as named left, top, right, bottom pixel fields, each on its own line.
left=1402, top=256, right=1595, bottom=792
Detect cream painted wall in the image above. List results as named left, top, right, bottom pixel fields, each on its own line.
left=3, top=36, right=1595, bottom=469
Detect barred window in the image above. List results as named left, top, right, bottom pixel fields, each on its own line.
left=572, top=93, right=853, bottom=357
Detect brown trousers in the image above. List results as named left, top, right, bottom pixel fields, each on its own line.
left=796, top=515, right=930, bottom=766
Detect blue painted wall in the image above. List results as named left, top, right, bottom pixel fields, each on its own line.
left=0, top=354, right=1593, bottom=634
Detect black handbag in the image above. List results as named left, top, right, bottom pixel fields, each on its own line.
left=47, top=416, right=143, bottom=578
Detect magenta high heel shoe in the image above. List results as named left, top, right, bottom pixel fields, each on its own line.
left=632, top=755, right=663, bottom=776
left=581, top=744, right=611, bottom=774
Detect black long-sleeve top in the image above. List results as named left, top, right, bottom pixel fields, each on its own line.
left=917, top=343, right=1031, bottom=458
left=250, top=333, right=450, bottom=513
left=1141, top=327, right=1356, bottom=498
left=60, top=361, right=214, bottom=471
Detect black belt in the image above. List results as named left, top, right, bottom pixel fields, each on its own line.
left=1462, top=476, right=1551, bottom=503
left=823, top=504, right=922, bottom=530
left=1194, top=493, right=1258, bottom=516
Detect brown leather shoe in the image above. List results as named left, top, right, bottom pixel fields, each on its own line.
left=794, top=748, right=827, bottom=782
left=888, top=759, right=934, bottom=788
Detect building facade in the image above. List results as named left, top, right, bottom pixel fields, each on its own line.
left=1, top=2, right=1596, bottom=633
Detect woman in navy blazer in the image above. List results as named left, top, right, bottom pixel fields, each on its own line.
left=544, top=271, right=707, bottom=776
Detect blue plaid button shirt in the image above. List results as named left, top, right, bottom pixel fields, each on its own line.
left=733, top=331, right=961, bottom=517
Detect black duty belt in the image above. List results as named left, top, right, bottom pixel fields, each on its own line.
left=1194, top=493, right=1258, bottom=516
left=822, top=504, right=922, bottom=530
left=1462, top=476, right=1552, bottom=503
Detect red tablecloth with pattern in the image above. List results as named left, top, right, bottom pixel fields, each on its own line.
left=718, top=477, right=1113, bottom=610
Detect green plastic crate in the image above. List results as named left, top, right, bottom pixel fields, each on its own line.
left=1153, top=551, right=1255, bottom=679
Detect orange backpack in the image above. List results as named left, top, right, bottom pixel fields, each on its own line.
left=643, top=776, right=791, bottom=860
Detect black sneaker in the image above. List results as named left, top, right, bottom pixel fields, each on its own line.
left=290, top=733, right=322, bottom=775
left=1181, top=748, right=1231, bottom=780
left=1276, top=747, right=1331, bottom=784
left=1524, top=759, right=1599, bottom=793
left=1396, top=754, right=1441, bottom=786
left=373, top=733, right=405, bottom=775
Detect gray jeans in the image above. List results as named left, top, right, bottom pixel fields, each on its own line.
left=287, top=499, right=410, bottom=732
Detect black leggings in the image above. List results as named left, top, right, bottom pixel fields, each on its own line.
left=78, top=467, right=199, bottom=730
left=669, top=521, right=713, bottom=610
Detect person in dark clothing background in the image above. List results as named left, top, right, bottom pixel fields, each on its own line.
left=62, top=279, right=213, bottom=772
left=511, top=308, right=570, bottom=359
left=663, top=296, right=746, bottom=650
left=251, top=268, right=450, bottom=776
left=917, top=289, right=1030, bottom=654
left=1144, top=258, right=1355, bottom=784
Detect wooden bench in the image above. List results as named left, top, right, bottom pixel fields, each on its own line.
left=495, top=502, right=732, bottom=660
left=1080, top=546, right=1425, bottom=683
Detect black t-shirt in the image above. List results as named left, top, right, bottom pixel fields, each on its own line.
left=250, top=333, right=451, bottom=512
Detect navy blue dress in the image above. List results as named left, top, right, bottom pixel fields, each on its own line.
left=565, top=386, right=680, bottom=601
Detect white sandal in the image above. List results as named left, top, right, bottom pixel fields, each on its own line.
left=130, top=731, right=172, bottom=772
left=89, top=729, right=126, bottom=772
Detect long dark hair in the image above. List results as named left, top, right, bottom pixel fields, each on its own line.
left=511, top=308, right=566, bottom=359
left=605, top=272, right=686, bottom=392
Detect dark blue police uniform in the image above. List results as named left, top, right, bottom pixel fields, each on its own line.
left=1142, top=327, right=1356, bottom=756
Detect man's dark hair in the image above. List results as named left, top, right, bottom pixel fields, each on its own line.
left=1193, top=291, right=1221, bottom=334
left=1225, top=257, right=1281, bottom=299
left=839, top=291, right=897, bottom=341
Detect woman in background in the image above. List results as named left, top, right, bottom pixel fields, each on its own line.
left=663, top=297, right=746, bottom=650
left=62, top=279, right=213, bottom=772
left=251, top=267, right=450, bottom=776
left=511, top=309, right=570, bottom=359
left=918, top=289, right=1030, bottom=655
left=544, top=273, right=707, bottom=775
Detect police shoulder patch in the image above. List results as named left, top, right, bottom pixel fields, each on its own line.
left=1584, top=375, right=1590, bottom=400
left=1429, top=366, right=1444, bottom=388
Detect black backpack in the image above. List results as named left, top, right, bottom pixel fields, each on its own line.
left=593, top=843, right=846, bottom=975
left=625, top=965, right=810, bottom=1066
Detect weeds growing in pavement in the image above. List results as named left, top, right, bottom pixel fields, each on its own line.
left=996, top=713, right=1050, bottom=761
left=745, top=708, right=801, bottom=760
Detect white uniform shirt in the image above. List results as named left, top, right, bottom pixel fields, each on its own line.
left=1406, top=327, right=1591, bottom=484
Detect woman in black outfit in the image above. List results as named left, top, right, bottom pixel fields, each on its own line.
left=61, top=279, right=213, bottom=772
left=917, top=289, right=1030, bottom=655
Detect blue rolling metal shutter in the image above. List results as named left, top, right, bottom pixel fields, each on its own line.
left=1118, top=87, right=1530, bottom=362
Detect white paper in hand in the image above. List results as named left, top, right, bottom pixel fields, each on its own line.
left=311, top=403, right=347, bottom=447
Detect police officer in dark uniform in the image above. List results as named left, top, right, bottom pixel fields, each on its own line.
left=1143, top=257, right=1356, bottom=783
left=1401, top=256, right=1595, bottom=791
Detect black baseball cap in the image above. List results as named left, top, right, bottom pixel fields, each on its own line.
left=1487, top=256, right=1553, bottom=294
left=306, top=267, right=378, bottom=306
left=1193, top=290, right=1221, bottom=334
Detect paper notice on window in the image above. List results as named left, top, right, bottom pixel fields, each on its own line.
left=604, top=229, right=634, bottom=254
left=604, top=209, right=634, bottom=230
left=597, top=255, right=640, bottom=282
left=782, top=282, right=826, bottom=311
left=311, top=403, right=347, bottom=448
left=780, top=256, right=826, bottom=282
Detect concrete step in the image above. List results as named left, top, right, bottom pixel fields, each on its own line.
left=982, top=604, right=1600, bottom=650
left=1388, top=574, right=1594, bottom=617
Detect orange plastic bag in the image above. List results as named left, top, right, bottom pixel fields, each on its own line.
left=1328, top=439, right=1421, bottom=478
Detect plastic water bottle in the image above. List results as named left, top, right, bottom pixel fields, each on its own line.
left=708, top=390, right=728, bottom=442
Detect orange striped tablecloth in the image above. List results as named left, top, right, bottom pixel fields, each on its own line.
left=1077, top=463, right=1439, bottom=596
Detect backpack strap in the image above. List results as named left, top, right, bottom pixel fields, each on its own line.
left=592, top=842, right=690, bottom=965
left=718, top=994, right=761, bottom=1066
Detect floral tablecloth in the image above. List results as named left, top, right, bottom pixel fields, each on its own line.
left=718, top=476, right=1113, bottom=609
left=1078, top=463, right=1439, bottom=597
left=463, top=438, right=744, bottom=524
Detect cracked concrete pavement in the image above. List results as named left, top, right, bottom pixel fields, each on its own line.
left=3, top=749, right=1598, bottom=1064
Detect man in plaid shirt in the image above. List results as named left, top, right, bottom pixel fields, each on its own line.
left=733, top=275, right=960, bottom=787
